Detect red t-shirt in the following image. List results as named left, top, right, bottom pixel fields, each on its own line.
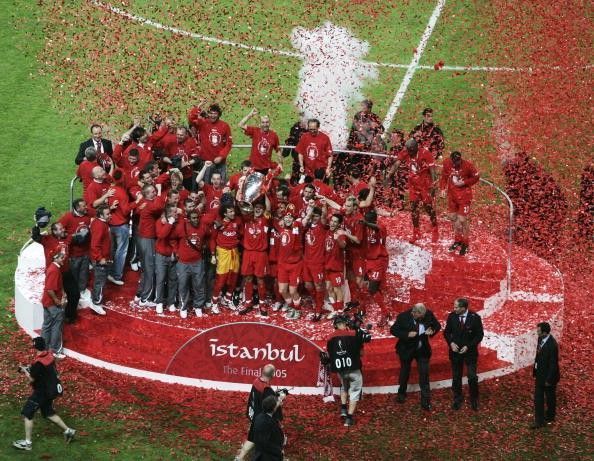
left=397, top=147, right=435, bottom=189
left=275, top=221, right=303, bottom=264
left=76, top=160, right=99, bottom=191
left=40, top=235, right=70, bottom=272
left=226, top=172, right=244, bottom=193
left=210, top=218, right=242, bottom=252
left=295, top=131, right=333, bottom=173
left=268, top=220, right=281, bottom=263
left=244, top=126, right=279, bottom=170
left=90, top=218, right=111, bottom=261
left=304, top=222, right=327, bottom=264
left=166, top=137, right=200, bottom=179
left=155, top=218, right=177, bottom=256
left=188, top=108, right=232, bottom=162
left=136, top=198, right=163, bottom=239
left=107, top=185, right=131, bottom=227
left=440, top=158, right=479, bottom=197
left=84, top=180, right=111, bottom=213
left=348, top=180, right=369, bottom=199
left=242, top=215, right=270, bottom=252
left=343, top=211, right=365, bottom=259
left=202, top=184, right=224, bottom=218
left=364, top=223, right=388, bottom=260
left=58, top=212, right=91, bottom=258
left=41, top=262, right=63, bottom=308
left=324, top=230, right=347, bottom=272
left=173, top=219, right=209, bottom=263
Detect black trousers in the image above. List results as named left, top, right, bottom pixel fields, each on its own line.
left=534, top=383, right=556, bottom=424
left=398, top=354, right=431, bottom=405
left=62, top=269, right=80, bottom=322
left=450, top=354, right=479, bottom=404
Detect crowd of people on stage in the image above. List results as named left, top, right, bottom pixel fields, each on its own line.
left=34, top=99, right=483, bottom=358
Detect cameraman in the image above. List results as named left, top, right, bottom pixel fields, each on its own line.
left=13, top=337, right=75, bottom=451
left=326, top=314, right=368, bottom=427
left=236, top=364, right=286, bottom=461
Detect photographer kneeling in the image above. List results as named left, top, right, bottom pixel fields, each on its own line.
left=13, top=337, right=76, bottom=451
left=324, top=314, right=371, bottom=427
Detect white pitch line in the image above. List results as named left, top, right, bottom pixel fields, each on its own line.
left=91, top=0, right=593, bottom=76
left=382, top=0, right=447, bottom=132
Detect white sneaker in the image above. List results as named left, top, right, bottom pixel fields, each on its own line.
left=168, top=304, right=177, bottom=312
left=133, top=296, right=141, bottom=304
left=139, top=299, right=156, bottom=308
left=155, top=303, right=164, bottom=314
left=12, top=440, right=32, bottom=451
left=180, top=309, right=188, bottom=319
left=80, top=289, right=92, bottom=300
left=205, top=302, right=212, bottom=308
left=90, top=303, right=106, bottom=315
left=64, top=428, right=76, bottom=444
left=130, top=262, right=139, bottom=271
left=272, top=301, right=283, bottom=312
left=281, top=303, right=290, bottom=312
left=107, top=275, right=124, bottom=286
left=211, top=304, right=220, bottom=315
left=194, top=307, right=204, bottom=317
left=323, top=301, right=334, bottom=312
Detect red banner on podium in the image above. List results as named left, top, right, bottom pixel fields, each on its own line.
left=165, top=322, right=324, bottom=387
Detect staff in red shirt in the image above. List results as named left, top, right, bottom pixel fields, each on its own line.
left=296, top=119, right=333, bottom=179
left=154, top=203, right=179, bottom=315
left=275, top=211, right=304, bottom=320
left=106, top=171, right=131, bottom=286
left=387, top=139, right=439, bottom=244
left=40, top=251, right=66, bottom=355
left=89, top=205, right=111, bottom=315
left=440, top=151, right=480, bottom=255
left=238, top=108, right=281, bottom=173
left=76, top=147, right=100, bottom=191
left=361, top=209, right=390, bottom=326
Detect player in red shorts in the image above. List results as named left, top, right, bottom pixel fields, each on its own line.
left=324, top=214, right=348, bottom=319
left=267, top=201, right=289, bottom=312
left=440, top=151, right=480, bottom=255
left=387, top=138, right=439, bottom=244
left=361, top=209, right=390, bottom=327
left=275, top=211, right=304, bottom=320
left=341, top=196, right=366, bottom=311
left=302, top=206, right=328, bottom=322
left=239, top=200, right=271, bottom=316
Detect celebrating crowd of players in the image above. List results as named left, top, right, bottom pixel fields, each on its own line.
left=35, top=100, right=480, bottom=349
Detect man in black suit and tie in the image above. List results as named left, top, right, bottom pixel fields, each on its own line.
left=390, top=303, right=441, bottom=410
left=252, top=395, right=285, bottom=461
left=532, top=321, right=560, bottom=429
left=444, top=297, right=484, bottom=410
left=75, top=124, right=113, bottom=165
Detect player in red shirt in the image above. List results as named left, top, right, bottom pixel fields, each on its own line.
left=210, top=204, right=242, bottom=313
left=238, top=200, right=271, bottom=316
left=339, top=197, right=366, bottom=311
left=361, top=209, right=391, bottom=326
left=238, top=108, right=281, bottom=173
left=275, top=211, right=305, bottom=320
left=439, top=151, right=480, bottom=255
left=387, top=138, right=439, bottom=244
left=296, top=119, right=333, bottom=179
left=89, top=204, right=111, bottom=315
left=267, top=201, right=291, bottom=312
left=188, top=102, right=232, bottom=182
left=324, top=214, right=348, bottom=319
left=196, top=160, right=225, bottom=225
left=40, top=250, right=67, bottom=355
left=346, top=168, right=369, bottom=199
left=302, top=206, right=328, bottom=321
left=226, top=160, right=252, bottom=197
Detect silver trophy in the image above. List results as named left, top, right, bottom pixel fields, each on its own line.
left=238, top=172, right=265, bottom=213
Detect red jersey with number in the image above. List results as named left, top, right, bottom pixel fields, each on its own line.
left=439, top=158, right=479, bottom=198
left=304, top=222, right=327, bottom=264
left=295, top=131, right=333, bottom=173
left=188, top=108, right=232, bottom=162
left=245, top=126, right=279, bottom=170
left=58, top=212, right=91, bottom=258
left=275, top=221, right=303, bottom=264
left=397, top=147, right=435, bottom=189
left=41, top=262, right=63, bottom=308
left=210, top=218, right=242, bottom=252
left=325, top=231, right=347, bottom=272
left=364, top=223, right=388, bottom=260
left=242, top=215, right=270, bottom=252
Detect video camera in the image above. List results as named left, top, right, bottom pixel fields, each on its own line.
left=34, top=207, right=52, bottom=228
left=333, top=312, right=372, bottom=343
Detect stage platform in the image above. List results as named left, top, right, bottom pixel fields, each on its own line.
left=15, top=213, right=564, bottom=394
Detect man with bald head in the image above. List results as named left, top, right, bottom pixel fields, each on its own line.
left=238, top=108, right=281, bottom=174
left=84, top=166, right=114, bottom=215
left=237, top=364, right=286, bottom=461
left=390, top=303, right=441, bottom=410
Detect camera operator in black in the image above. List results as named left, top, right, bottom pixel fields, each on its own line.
left=13, top=337, right=76, bottom=451
left=326, top=314, right=366, bottom=427
left=391, top=303, right=441, bottom=410
left=236, top=364, right=286, bottom=461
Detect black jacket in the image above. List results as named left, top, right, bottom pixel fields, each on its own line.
left=443, top=310, right=484, bottom=358
left=252, top=412, right=284, bottom=461
left=390, top=308, right=441, bottom=360
left=533, top=335, right=560, bottom=386
left=326, top=329, right=363, bottom=373
left=75, top=138, right=113, bottom=165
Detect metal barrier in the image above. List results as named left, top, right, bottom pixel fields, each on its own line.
left=69, top=145, right=514, bottom=294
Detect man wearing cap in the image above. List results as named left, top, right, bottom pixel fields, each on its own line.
left=440, top=151, right=480, bottom=256
left=13, top=336, right=76, bottom=451
left=326, top=314, right=364, bottom=427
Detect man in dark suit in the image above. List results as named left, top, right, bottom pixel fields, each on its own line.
left=75, top=124, right=113, bottom=165
left=532, top=322, right=560, bottom=429
left=444, top=297, right=484, bottom=410
left=390, top=303, right=441, bottom=410
left=252, top=395, right=284, bottom=461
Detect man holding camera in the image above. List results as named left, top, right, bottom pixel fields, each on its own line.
left=326, top=314, right=369, bottom=427
left=391, top=303, right=441, bottom=411
left=13, top=337, right=76, bottom=451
